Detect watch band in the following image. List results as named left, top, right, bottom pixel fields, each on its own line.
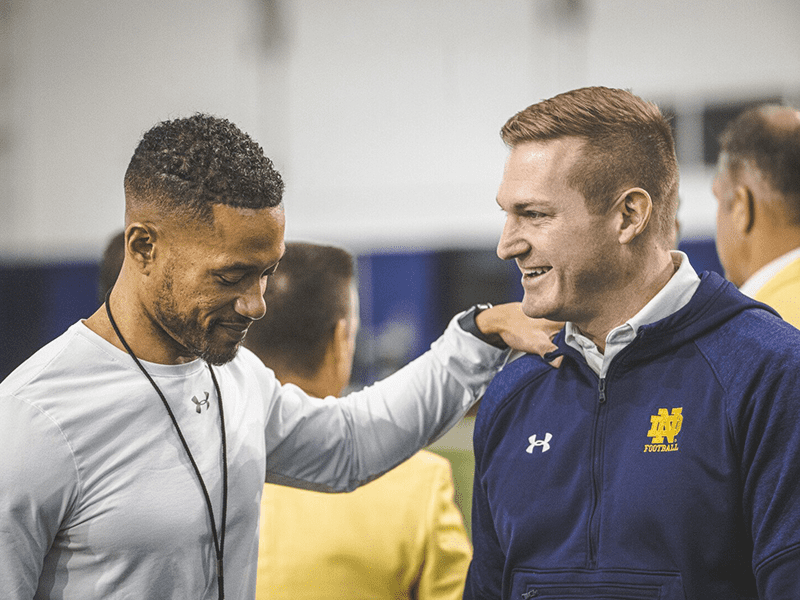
left=457, top=303, right=509, bottom=349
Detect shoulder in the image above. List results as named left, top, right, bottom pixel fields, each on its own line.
left=0, top=321, right=129, bottom=403
left=756, top=255, right=800, bottom=300
left=487, top=353, right=553, bottom=396
left=387, top=450, right=454, bottom=484
left=0, top=324, right=81, bottom=396
left=698, top=306, right=800, bottom=372
left=377, top=451, right=458, bottom=502
left=692, top=307, right=800, bottom=428
left=0, top=324, right=128, bottom=481
left=674, top=274, right=800, bottom=374
left=405, top=449, right=453, bottom=474
left=479, top=354, right=554, bottom=422
left=754, top=269, right=800, bottom=328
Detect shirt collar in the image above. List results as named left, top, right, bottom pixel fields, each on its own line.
left=622, top=250, right=701, bottom=335
left=564, top=251, right=701, bottom=375
left=739, top=246, right=800, bottom=298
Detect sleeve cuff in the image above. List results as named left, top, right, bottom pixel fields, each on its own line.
left=457, top=304, right=509, bottom=350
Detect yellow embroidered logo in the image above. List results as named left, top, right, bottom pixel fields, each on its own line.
left=644, top=407, right=683, bottom=453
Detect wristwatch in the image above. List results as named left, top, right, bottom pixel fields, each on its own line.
left=457, top=303, right=509, bottom=349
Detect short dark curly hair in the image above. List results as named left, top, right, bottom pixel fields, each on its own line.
left=124, top=113, right=284, bottom=222
left=501, top=87, right=679, bottom=241
left=720, top=105, right=800, bottom=221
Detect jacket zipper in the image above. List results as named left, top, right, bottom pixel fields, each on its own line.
left=583, top=332, right=645, bottom=569
left=587, top=375, right=607, bottom=568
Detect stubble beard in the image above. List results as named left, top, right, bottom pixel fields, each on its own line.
left=153, top=271, right=242, bottom=366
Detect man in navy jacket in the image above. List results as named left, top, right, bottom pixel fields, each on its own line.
left=465, top=86, right=800, bottom=599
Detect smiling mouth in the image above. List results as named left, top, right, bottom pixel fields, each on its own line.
left=217, top=322, right=250, bottom=336
left=522, top=267, right=552, bottom=279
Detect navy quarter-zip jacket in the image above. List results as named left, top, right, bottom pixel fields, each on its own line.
left=465, top=272, right=800, bottom=599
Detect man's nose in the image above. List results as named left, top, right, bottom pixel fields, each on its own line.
left=497, top=216, right=528, bottom=261
left=235, top=277, right=267, bottom=320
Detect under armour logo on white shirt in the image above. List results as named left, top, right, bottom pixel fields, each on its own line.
left=526, top=432, right=552, bottom=453
left=192, top=392, right=210, bottom=414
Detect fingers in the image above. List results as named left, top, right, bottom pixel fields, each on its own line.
left=473, top=302, right=564, bottom=359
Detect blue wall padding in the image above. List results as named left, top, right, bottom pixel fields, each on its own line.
left=0, top=263, right=100, bottom=379
left=0, top=239, right=725, bottom=381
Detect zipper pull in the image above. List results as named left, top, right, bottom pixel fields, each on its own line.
left=522, top=590, right=538, bottom=599
left=598, top=377, right=607, bottom=404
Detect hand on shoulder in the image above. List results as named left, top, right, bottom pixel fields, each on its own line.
left=476, top=303, right=563, bottom=364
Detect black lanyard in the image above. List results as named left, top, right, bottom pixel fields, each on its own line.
left=105, top=290, right=228, bottom=599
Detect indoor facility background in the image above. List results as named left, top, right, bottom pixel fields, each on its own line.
left=1, top=0, right=799, bottom=386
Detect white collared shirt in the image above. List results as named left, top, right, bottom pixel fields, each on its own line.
left=738, top=246, right=800, bottom=298
left=564, top=251, right=701, bottom=377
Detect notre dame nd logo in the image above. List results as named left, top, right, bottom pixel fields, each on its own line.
left=644, top=407, right=683, bottom=452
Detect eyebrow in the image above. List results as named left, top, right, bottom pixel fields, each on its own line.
left=216, top=259, right=282, bottom=275
left=499, top=198, right=550, bottom=212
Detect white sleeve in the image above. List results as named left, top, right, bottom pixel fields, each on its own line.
left=264, top=311, right=508, bottom=492
left=0, top=395, right=79, bottom=599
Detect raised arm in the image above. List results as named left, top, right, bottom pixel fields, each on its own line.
left=263, top=304, right=560, bottom=492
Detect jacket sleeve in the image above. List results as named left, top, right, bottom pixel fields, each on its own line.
left=463, top=401, right=506, bottom=600
left=415, top=459, right=472, bottom=600
left=733, top=346, right=800, bottom=597
left=0, top=395, right=79, bottom=600
left=263, top=312, right=508, bottom=492
left=756, top=545, right=800, bottom=599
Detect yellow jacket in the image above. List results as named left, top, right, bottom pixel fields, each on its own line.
left=754, top=256, right=800, bottom=328
left=256, top=450, right=472, bottom=599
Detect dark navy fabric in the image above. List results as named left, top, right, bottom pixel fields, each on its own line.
left=466, top=272, right=800, bottom=600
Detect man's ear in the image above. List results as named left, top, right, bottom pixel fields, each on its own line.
left=615, top=187, right=652, bottom=245
left=730, top=185, right=756, bottom=234
left=325, top=317, right=352, bottom=397
left=331, top=318, right=350, bottom=368
left=125, top=223, right=157, bottom=273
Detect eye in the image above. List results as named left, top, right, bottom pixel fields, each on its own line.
left=524, top=210, right=545, bottom=219
left=261, top=264, right=280, bottom=280
left=217, top=274, right=244, bottom=286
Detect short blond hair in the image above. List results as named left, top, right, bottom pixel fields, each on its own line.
left=502, top=87, right=679, bottom=240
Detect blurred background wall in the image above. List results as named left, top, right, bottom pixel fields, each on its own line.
left=1, top=0, right=799, bottom=382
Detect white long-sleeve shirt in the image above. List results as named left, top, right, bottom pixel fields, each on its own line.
left=0, top=313, right=505, bottom=600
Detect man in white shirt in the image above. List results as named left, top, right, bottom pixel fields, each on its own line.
left=0, top=113, right=557, bottom=600
left=713, top=104, right=800, bottom=326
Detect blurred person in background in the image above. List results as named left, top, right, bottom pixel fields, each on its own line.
left=0, top=113, right=559, bottom=600
left=466, top=86, right=800, bottom=599
left=246, top=241, right=472, bottom=600
left=713, top=104, right=800, bottom=326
